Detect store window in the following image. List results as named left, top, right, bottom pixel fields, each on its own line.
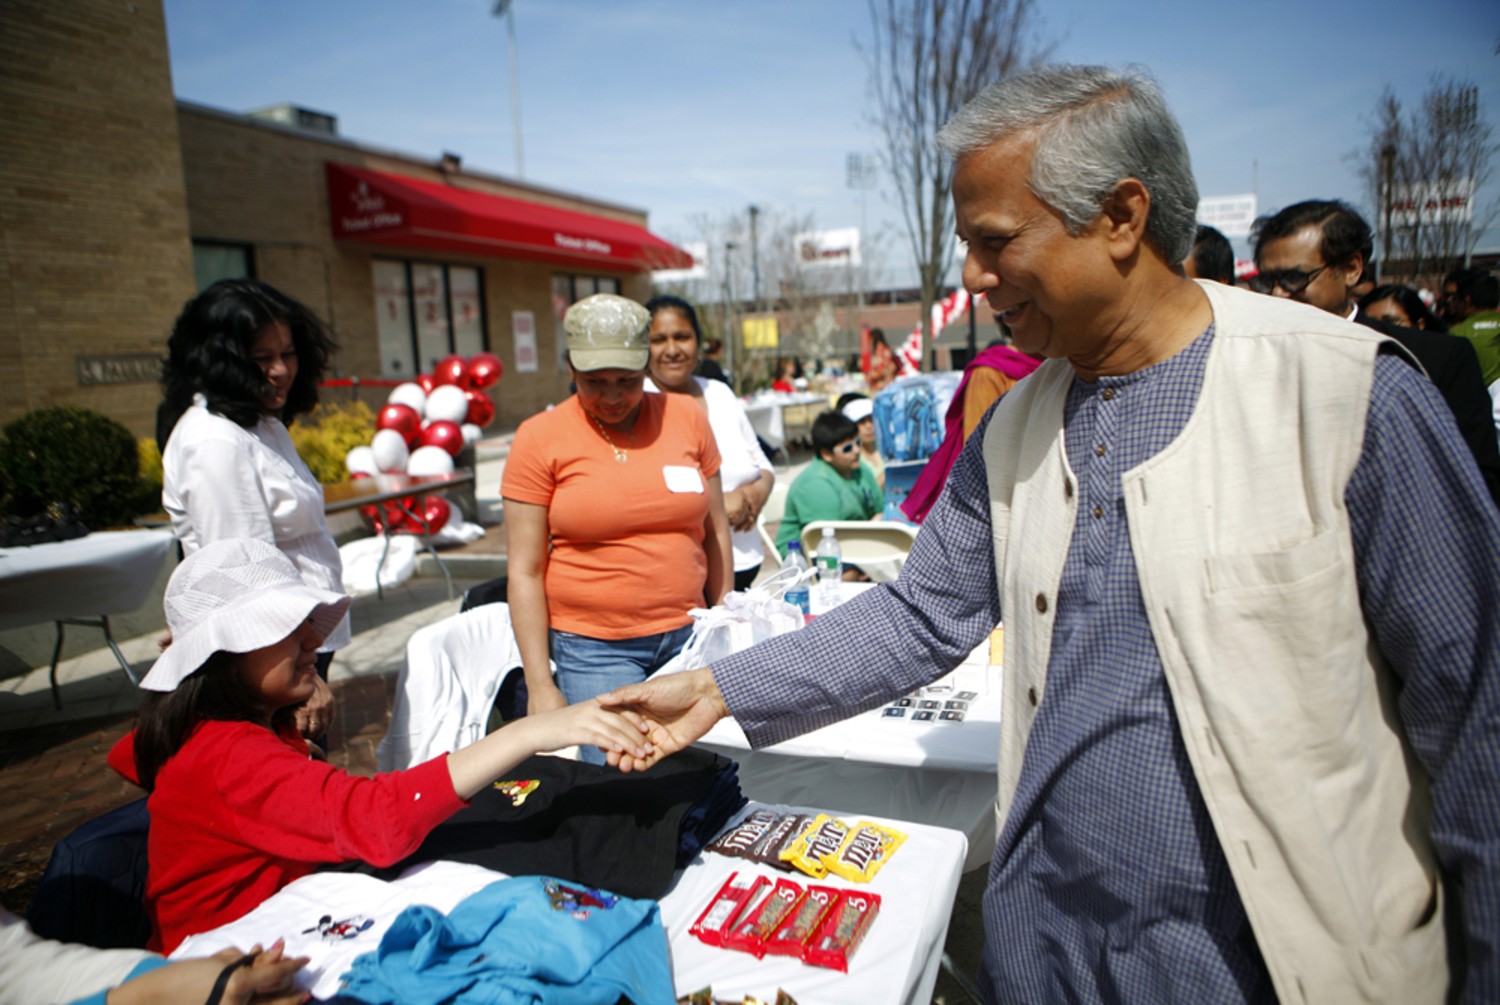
left=192, top=241, right=253, bottom=291
left=550, top=273, right=623, bottom=371
left=371, top=260, right=487, bottom=378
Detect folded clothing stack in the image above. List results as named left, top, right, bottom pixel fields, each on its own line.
left=372, top=747, right=745, bottom=900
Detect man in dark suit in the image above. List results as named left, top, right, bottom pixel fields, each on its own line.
left=1253, top=199, right=1500, bottom=504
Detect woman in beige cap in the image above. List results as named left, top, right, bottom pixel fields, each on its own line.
left=502, top=294, right=732, bottom=763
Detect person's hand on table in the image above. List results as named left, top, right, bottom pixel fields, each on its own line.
left=526, top=681, right=569, bottom=717
left=293, top=675, right=334, bottom=742
left=598, top=668, right=729, bottom=772
left=107, top=940, right=309, bottom=1004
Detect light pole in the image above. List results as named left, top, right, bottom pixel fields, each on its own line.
left=747, top=205, right=761, bottom=312
left=491, top=0, right=525, bottom=180
left=722, top=241, right=738, bottom=382
left=846, top=152, right=877, bottom=350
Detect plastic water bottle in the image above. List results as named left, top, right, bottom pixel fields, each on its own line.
left=783, top=541, right=811, bottom=617
left=816, top=527, right=842, bottom=608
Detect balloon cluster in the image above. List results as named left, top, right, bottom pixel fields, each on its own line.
left=351, top=481, right=456, bottom=537
left=342, top=352, right=504, bottom=535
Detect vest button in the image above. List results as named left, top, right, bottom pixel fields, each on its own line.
left=1027, top=686, right=1038, bottom=706
left=1092, top=504, right=1103, bottom=519
left=1064, top=481, right=1073, bottom=500
left=1095, top=443, right=1106, bottom=457
left=1035, top=593, right=1048, bottom=614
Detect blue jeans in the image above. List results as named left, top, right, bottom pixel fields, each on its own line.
left=551, top=623, right=695, bottom=764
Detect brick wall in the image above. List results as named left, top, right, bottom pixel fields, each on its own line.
left=0, top=0, right=196, bottom=438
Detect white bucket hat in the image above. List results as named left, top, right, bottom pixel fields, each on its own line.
left=140, top=538, right=353, bottom=692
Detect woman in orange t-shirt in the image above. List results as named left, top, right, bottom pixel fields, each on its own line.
left=502, top=294, right=732, bottom=763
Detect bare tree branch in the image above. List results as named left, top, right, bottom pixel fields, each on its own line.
left=1354, top=76, right=1498, bottom=286
left=859, top=0, right=1050, bottom=368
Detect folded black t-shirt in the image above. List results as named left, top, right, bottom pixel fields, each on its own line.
left=375, top=748, right=744, bottom=900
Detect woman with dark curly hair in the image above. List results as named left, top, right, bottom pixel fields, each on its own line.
left=156, top=279, right=344, bottom=745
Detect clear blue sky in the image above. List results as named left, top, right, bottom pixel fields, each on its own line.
left=163, top=0, right=1499, bottom=284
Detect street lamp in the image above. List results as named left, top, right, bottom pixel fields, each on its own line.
left=491, top=0, right=525, bottom=180
left=846, top=153, right=878, bottom=347
left=722, top=242, right=738, bottom=374
left=747, top=205, right=761, bottom=311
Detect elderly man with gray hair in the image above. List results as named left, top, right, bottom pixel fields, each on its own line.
left=603, top=65, right=1500, bottom=1003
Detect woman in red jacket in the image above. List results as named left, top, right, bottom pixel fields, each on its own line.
left=109, top=538, right=650, bottom=953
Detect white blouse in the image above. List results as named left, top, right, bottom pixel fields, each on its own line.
left=645, top=377, right=774, bottom=573
left=162, top=397, right=351, bottom=650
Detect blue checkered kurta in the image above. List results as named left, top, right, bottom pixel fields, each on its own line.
left=712, top=328, right=1500, bottom=1003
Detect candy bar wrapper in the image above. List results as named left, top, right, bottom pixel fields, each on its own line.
left=723, top=878, right=806, bottom=958
left=706, top=809, right=780, bottom=860
left=749, top=812, right=808, bottom=871
left=779, top=814, right=850, bottom=879
left=677, top=990, right=799, bottom=1005
left=803, top=889, right=881, bottom=973
left=823, top=820, right=908, bottom=883
left=691, top=872, right=770, bottom=948
left=763, top=883, right=840, bottom=957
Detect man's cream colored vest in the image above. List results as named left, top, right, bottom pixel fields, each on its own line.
left=982, top=281, right=1447, bottom=1004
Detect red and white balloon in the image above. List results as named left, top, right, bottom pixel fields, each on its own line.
left=344, top=351, right=504, bottom=492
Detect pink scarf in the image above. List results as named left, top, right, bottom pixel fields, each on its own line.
left=900, top=346, right=1043, bottom=523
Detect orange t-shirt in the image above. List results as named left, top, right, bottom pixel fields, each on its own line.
left=502, top=393, right=721, bottom=639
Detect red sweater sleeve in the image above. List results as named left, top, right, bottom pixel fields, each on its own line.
left=108, top=730, right=141, bottom=787
left=196, top=722, right=466, bottom=867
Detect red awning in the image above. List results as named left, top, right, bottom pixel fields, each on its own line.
left=326, top=163, right=691, bottom=270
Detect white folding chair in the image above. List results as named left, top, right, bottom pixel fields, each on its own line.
left=801, top=520, right=918, bottom=583
left=755, top=482, right=791, bottom=571
left=376, top=603, right=522, bottom=771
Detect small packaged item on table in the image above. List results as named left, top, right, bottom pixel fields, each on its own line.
left=691, top=872, right=770, bottom=948
left=823, top=820, right=908, bottom=883
left=763, top=883, right=840, bottom=957
left=706, top=809, right=780, bottom=860
left=749, top=812, right=809, bottom=871
left=803, top=889, right=881, bottom=972
left=779, top=814, right=851, bottom=879
left=723, top=877, right=806, bottom=958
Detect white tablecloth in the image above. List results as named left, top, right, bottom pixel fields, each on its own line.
left=698, top=649, right=1002, bottom=872
left=0, top=529, right=176, bottom=631
left=744, top=392, right=826, bottom=449
left=172, top=803, right=968, bottom=1005
left=664, top=803, right=967, bottom=1004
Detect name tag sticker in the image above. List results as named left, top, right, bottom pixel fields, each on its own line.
left=663, top=465, right=704, bottom=494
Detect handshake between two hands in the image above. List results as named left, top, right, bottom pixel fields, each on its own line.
left=593, top=668, right=730, bottom=773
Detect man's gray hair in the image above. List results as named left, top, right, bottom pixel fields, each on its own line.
left=938, top=65, right=1198, bottom=264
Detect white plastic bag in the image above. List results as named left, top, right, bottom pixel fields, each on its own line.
left=678, top=569, right=807, bottom=668
left=339, top=535, right=418, bottom=595
left=429, top=518, right=486, bottom=548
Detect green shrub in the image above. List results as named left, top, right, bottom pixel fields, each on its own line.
left=0, top=407, right=153, bottom=529
left=136, top=437, right=164, bottom=511
left=289, top=400, right=375, bottom=484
